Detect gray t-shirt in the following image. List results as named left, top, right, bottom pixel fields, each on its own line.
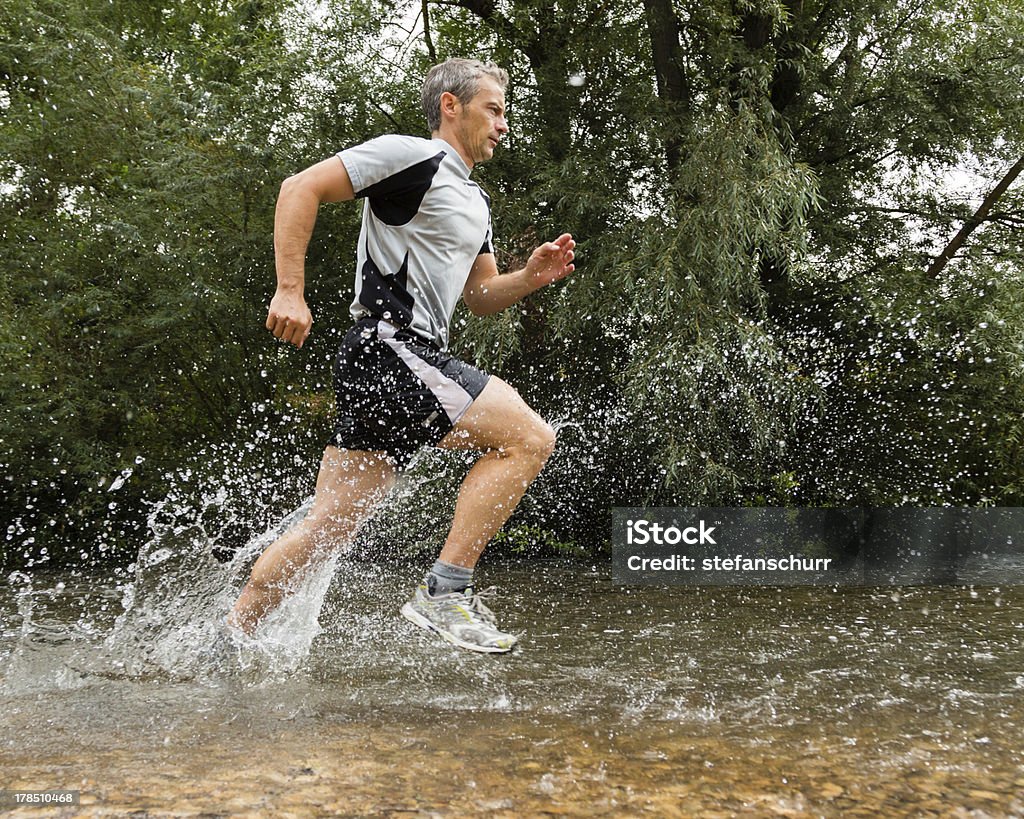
left=338, top=135, right=494, bottom=350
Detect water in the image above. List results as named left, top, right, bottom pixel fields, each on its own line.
left=2, top=537, right=1023, bottom=816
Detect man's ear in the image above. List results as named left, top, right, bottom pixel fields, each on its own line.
left=439, top=90, right=461, bottom=122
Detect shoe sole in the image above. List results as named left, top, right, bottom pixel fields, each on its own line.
left=400, top=603, right=516, bottom=654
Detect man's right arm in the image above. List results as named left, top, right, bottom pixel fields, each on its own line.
left=266, top=156, right=356, bottom=348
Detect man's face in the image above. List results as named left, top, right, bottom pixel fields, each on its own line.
left=452, top=77, right=508, bottom=166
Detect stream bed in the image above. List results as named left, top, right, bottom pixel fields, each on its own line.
left=2, top=558, right=1023, bottom=816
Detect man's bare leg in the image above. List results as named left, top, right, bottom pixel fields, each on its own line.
left=400, top=376, right=553, bottom=652
left=228, top=446, right=396, bottom=635
left=437, top=376, right=556, bottom=569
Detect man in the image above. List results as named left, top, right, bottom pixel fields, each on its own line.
left=226, top=59, right=575, bottom=653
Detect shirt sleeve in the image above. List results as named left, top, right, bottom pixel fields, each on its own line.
left=477, top=191, right=494, bottom=255
left=337, top=135, right=437, bottom=196
left=478, top=217, right=494, bottom=256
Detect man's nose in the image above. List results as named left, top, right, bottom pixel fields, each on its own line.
left=496, top=116, right=509, bottom=134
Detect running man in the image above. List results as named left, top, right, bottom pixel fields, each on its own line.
left=226, top=59, right=575, bottom=652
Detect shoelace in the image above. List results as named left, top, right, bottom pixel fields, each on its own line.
left=462, top=586, right=500, bottom=628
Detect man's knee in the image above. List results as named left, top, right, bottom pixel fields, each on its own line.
left=515, top=417, right=556, bottom=464
left=303, top=506, right=364, bottom=549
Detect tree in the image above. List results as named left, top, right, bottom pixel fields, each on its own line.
left=0, top=0, right=355, bottom=564
left=3, top=0, right=1022, bottom=568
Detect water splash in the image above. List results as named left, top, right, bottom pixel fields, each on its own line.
left=0, top=422, right=495, bottom=693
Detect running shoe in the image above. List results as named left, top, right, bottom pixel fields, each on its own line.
left=401, top=584, right=518, bottom=653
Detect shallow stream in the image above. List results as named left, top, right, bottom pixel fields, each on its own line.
left=3, top=545, right=1024, bottom=816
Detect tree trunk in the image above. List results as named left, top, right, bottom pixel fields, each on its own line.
left=445, top=0, right=569, bottom=161
left=731, top=1, right=806, bottom=293
left=643, top=0, right=689, bottom=176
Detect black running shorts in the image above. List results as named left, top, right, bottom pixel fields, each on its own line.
left=331, top=317, right=491, bottom=468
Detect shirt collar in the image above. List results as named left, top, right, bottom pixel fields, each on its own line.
left=431, top=137, right=472, bottom=177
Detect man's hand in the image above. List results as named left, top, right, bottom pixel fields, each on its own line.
left=462, top=232, right=578, bottom=316
left=266, top=156, right=354, bottom=350
left=524, top=233, right=575, bottom=289
left=266, top=288, right=313, bottom=348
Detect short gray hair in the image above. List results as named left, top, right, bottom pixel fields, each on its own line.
left=422, top=58, right=509, bottom=132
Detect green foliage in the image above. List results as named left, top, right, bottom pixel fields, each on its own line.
left=0, top=0, right=361, bottom=563
left=2, top=0, right=1022, bottom=568
left=492, top=523, right=587, bottom=558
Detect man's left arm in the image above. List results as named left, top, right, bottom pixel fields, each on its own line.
left=462, top=233, right=576, bottom=316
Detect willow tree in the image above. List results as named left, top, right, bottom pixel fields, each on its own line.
left=2, top=0, right=1022, bottom=567
left=0, top=0, right=362, bottom=564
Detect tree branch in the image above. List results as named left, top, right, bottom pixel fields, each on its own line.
left=926, top=155, right=1024, bottom=279
left=433, top=0, right=534, bottom=65
left=987, top=210, right=1024, bottom=227
left=366, top=94, right=404, bottom=132
left=422, top=0, right=437, bottom=63
left=850, top=204, right=949, bottom=220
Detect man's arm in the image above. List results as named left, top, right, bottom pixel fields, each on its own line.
left=462, top=233, right=576, bottom=317
left=267, top=156, right=356, bottom=348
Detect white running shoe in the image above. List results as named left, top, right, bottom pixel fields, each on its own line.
left=401, top=585, right=518, bottom=653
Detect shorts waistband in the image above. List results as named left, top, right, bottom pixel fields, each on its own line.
left=354, top=316, right=440, bottom=351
